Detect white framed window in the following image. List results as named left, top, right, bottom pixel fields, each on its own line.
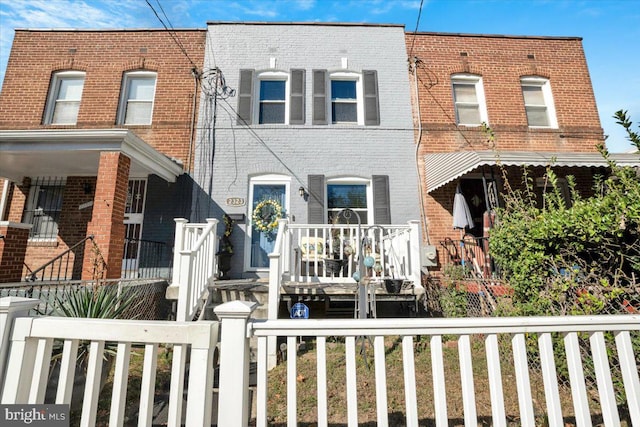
left=118, top=71, right=157, bottom=125
left=44, top=71, right=85, bottom=125
left=22, top=177, right=66, bottom=240
left=521, top=76, right=558, bottom=128
left=451, top=74, right=488, bottom=126
left=257, top=71, right=288, bottom=124
left=329, top=72, right=363, bottom=124
left=326, top=177, right=371, bottom=224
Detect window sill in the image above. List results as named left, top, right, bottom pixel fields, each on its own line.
left=117, top=124, right=153, bottom=129
left=526, top=127, right=561, bottom=134
left=27, top=239, right=59, bottom=247
left=456, top=123, right=484, bottom=128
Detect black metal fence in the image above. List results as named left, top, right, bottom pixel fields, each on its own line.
left=26, top=235, right=94, bottom=282
left=121, top=238, right=172, bottom=280
left=0, top=281, right=84, bottom=316
left=26, top=237, right=171, bottom=282
left=0, top=279, right=171, bottom=319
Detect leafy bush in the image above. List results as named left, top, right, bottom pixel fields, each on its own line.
left=489, top=110, right=640, bottom=316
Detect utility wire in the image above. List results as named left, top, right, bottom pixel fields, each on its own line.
left=217, top=98, right=318, bottom=204
left=145, top=0, right=198, bottom=70
left=408, top=0, right=425, bottom=59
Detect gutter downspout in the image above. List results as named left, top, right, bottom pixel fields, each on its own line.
left=411, top=56, right=430, bottom=245
left=186, top=68, right=200, bottom=175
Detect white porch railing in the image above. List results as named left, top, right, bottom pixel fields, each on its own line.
left=171, top=218, right=218, bottom=321
left=285, top=221, right=422, bottom=287
left=2, top=298, right=639, bottom=426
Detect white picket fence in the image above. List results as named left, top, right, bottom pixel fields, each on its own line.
left=2, top=297, right=639, bottom=426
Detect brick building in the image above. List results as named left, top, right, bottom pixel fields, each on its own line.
left=195, top=23, right=420, bottom=278
left=407, top=32, right=638, bottom=275
left=0, top=29, right=205, bottom=282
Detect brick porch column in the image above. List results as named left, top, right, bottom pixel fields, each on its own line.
left=6, top=178, right=30, bottom=223
left=0, top=222, right=32, bottom=283
left=82, top=152, right=130, bottom=280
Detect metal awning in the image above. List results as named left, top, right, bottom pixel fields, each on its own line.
left=424, top=150, right=639, bottom=192
left=0, top=129, right=183, bottom=182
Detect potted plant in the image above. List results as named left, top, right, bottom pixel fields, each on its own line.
left=324, top=216, right=354, bottom=276
left=217, top=214, right=234, bottom=279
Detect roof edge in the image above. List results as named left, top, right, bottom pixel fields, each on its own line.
left=409, top=31, right=582, bottom=41
left=14, top=28, right=206, bottom=33
left=206, top=21, right=405, bottom=28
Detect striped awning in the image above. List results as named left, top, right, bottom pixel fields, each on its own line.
left=424, top=150, right=639, bottom=192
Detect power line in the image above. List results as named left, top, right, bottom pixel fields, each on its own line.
left=408, top=0, right=425, bottom=59
left=145, top=0, right=198, bottom=70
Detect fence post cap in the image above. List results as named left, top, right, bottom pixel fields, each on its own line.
left=0, top=296, right=40, bottom=313
left=214, top=300, right=257, bottom=318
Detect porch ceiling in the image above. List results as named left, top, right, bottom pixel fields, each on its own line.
left=424, top=150, right=639, bottom=192
left=0, top=129, right=183, bottom=182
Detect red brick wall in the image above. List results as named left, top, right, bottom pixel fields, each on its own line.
left=406, top=33, right=606, bottom=272
left=0, top=29, right=206, bottom=167
left=407, top=32, right=603, bottom=153
left=20, top=177, right=96, bottom=279
left=0, top=224, right=31, bottom=283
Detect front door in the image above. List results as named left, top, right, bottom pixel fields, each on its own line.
left=122, top=179, right=147, bottom=275
left=247, top=177, right=289, bottom=270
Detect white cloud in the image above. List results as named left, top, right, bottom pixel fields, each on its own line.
left=293, top=0, right=316, bottom=11
left=0, top=0, right=155, bottom=86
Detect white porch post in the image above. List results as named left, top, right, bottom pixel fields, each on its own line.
left=0, top=297, right=39, bottom=391
left=171, top=218, right=188, bottom=287
left=214, top=300, right=257, bottom=427
left=408, top=220, right=423, bottom=287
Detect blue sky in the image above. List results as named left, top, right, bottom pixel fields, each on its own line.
left=0, top=0, right=638, bottom=152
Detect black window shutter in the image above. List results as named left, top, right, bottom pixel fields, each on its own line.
left=372, top=175, right=391, bottom=224
left=237, top=69, right=254, bottom=125
left=312, top=70, right=327, bottom=125
left=363, top=70, right=380, bottom=126
left=307, top=174, right=326, bottom=224
left=289, top=69, right=305, bottom=124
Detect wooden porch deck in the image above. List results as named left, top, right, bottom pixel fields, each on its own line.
left=207, top=278, right=421, bottom=319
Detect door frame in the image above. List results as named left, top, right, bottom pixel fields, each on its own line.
left=122, top=178, right=147, bottom=273
left=245, top=174, right=291, bottom=272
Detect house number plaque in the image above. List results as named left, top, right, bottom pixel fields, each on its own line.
left=226, top=197, right=245, bottom=207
